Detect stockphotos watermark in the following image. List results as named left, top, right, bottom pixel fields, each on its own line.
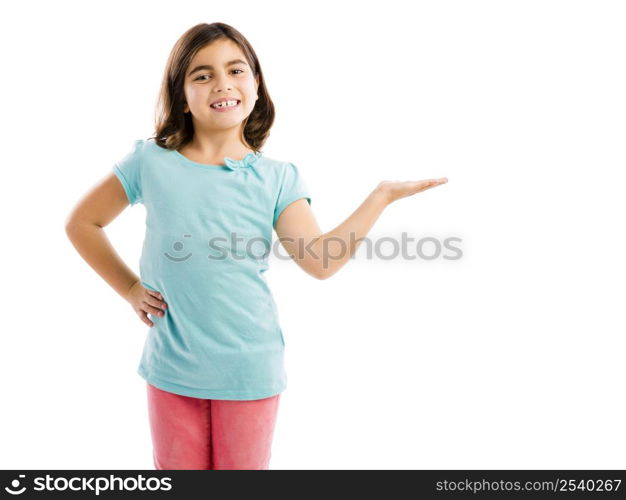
left=3, top=473, right=172, bottom=496
left=160, top=231, right=463, bottom=267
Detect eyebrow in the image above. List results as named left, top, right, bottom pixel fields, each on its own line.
left=187, top=59, right=248, bottom=77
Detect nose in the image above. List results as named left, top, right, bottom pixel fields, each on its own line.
left=213, top=72, right=232, bottom=92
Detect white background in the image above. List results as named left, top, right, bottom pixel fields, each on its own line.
left=1, top=0, right=624, bottom=469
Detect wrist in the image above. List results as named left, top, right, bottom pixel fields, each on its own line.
left=123, top=279, right=139, bottom=302
left=372, top=184, right=391, bottom=206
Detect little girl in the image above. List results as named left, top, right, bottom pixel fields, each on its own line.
left=65, top=22, right=447, bottom=470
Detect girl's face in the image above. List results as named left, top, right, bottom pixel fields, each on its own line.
left=182, top=39, right=259, bottom=131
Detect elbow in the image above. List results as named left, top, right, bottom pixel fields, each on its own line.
left=64, top=215, right=91, bottom=238
left=64, top=221, right=81, bottom=245
left=65, top=209, right=101, bottom=234
left=64, top=211, right=84, bottom=234
left=64, top=216, right=77, bottom=236
left=64, top=207, right=82, bottom=230
left=299, top=256, right=333, bottom=280
left=304, top=265, right=326, bottom=280
left=310, top=266, right=331, bottom=280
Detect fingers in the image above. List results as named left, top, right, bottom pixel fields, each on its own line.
left=146, top=289, right=163, bottom=300
left=424, top=178, right=447, bottom=185
left=143, top=300, right=166, bottom=318
left=139, top=310, right=154, bottom=327
left=418, top=178, right=447, bottom=191
left=132, top=288, right=165, bottom=327
left=138, top=288, right=167, bottom=326
left=144, top=292, right=168, bottom=311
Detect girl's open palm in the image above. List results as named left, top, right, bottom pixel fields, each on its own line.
left=378, top=177, right=448, bottom=204
left=125, top=280, right=168, bottom=327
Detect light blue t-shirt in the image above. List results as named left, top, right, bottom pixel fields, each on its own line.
left=112, top=138, right=311, bottom=400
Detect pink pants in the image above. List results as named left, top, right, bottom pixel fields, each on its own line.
left=146, top=383, right=281, bottom=470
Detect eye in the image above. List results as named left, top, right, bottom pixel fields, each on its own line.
left=195, top=69, right=245, bottom=81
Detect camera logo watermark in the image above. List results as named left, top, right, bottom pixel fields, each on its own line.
left=5, top=474, right=26, bottom=495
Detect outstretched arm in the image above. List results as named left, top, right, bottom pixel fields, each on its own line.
left=274, top=178, right=448, bottom=280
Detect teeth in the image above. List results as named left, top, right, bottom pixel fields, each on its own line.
left=212, top=100, right=239, bottom=108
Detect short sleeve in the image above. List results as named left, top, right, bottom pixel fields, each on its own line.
left=112, top=139, right=144, bottom=206
left=273, top=162, right=312, bottom=227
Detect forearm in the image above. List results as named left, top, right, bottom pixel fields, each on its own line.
left=310, top=187, right=389, bottom=279
left=65, top=222, right=139, bottom=301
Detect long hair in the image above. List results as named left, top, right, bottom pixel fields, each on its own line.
left=149, top=23, right=275, bottom=153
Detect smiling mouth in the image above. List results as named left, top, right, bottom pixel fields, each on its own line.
left=210, top=100, right=241, bottom=111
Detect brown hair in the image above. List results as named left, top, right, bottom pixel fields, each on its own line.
left=148, top=22, right=275, bottom=153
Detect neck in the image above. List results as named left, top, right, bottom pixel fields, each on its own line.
left=188, top=123, right=253, bottom=160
